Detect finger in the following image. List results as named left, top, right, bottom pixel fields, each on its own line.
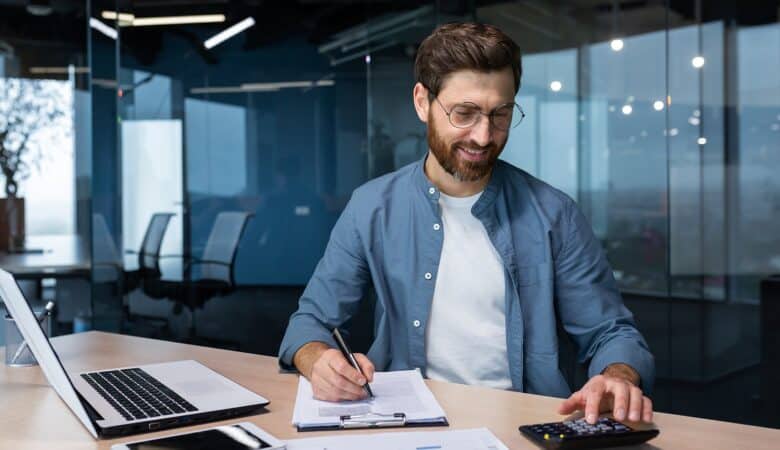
left=642, top=396, right=654, bottom=422
left=585, top=388, right=603, bottom=424
left=628, top=386, right=643, bottom=422
left=354, top=354, right=375, bottom=382
left=329, top=353, right=368, bottom=387
left=609, top=382, right=630, bottom=421
left=311, top=372, right=348, bottom=402
left=558, top=391, right=584, bottom=415
left=322, top=361, right=367, bottom=398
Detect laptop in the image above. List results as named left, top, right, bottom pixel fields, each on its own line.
left=0, top=269, right=269, bottom=438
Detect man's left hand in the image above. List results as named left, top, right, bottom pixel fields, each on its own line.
left=557, top=363, right=653, bottom=424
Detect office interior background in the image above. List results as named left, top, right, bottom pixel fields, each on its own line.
left=0, top=0, right=778, bottom=430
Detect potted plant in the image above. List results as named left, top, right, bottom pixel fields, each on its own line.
left=0, top=78, right=69, bottom=251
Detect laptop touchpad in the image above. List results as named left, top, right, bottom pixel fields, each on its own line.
left=172, top=379, right=230, bottom=395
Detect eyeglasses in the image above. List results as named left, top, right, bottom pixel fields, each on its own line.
left=432, top=96, right=526, bottom=131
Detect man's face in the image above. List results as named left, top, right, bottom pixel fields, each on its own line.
left=425, top=68, right=516, bottom=182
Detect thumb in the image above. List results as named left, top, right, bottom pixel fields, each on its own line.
left=558, top=391, right=584, bottom=415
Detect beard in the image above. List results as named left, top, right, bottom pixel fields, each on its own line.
left=427, top=110, right=502, bottom=182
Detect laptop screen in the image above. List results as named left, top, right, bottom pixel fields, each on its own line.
left=0, top=269, right=98, bottom=438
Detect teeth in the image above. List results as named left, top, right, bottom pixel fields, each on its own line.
left=462, top=148, right=484, bottom=155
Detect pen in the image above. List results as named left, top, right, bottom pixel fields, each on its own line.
left=10, top=301, right=54, bottom=365
left=331, top=327, right=374, bottom=398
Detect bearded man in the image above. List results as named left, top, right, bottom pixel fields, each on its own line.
left=279, top=22, right=655, bottom=425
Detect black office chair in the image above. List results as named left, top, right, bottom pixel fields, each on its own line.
left=143, top=211, right=253, bottom=344
left=120, top=213, right=176, bottom=331
left=91, top=212, right=176, bottom=334
left=124, top=213, right=177, bottom=288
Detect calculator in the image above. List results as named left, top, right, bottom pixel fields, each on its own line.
left=519, top=417, right=659, bottom=449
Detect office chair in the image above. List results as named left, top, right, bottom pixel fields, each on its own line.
left=143, top=211, right=253, bottom=346
left=120, top=213, right=176, bottom=332
left=90, top=212, right=175, bottom=334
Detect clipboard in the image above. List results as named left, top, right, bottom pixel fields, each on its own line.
left=297, top=412, right=449, bottom=432
left=292, top=370, right=450, bottom=432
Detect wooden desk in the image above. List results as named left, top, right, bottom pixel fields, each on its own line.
left=0, top=332, right=777, bottom=449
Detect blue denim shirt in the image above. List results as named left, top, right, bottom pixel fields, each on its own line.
left=279, top=156, right=655, bottom=397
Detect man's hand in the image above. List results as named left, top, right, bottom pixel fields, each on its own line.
left=558, top=363, right=653, bottom=424
left=292, top=341, right=375, bottom=402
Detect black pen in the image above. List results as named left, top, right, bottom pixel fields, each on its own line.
left=331, top=327, right=374, bottom=398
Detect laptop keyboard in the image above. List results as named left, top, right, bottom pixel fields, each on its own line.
left=81, top=368, right=198, bottom=421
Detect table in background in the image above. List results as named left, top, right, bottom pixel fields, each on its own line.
left=0, top=234, right=90, bottom=280
left=0, top=332, right=778, bottom=450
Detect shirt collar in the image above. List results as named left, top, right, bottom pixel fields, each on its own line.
left=414, top=152, right=502, bottom=215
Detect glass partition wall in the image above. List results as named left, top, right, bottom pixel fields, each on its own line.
left=87, top=0, right=779, bottom=428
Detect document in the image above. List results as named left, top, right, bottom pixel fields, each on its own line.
left=292, top=370, right=448, bottom=430
left=284, top=427, right=509, bottom=450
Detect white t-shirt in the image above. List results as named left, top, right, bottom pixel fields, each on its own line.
left=424, top=191, right=512, bottom=390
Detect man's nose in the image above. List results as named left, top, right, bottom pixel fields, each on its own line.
left=470, top=115, right=493, bottom=147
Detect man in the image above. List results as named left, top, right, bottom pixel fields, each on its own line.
left=279, top=22, right=654, bottom=425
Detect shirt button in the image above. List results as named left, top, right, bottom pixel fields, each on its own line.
left=428, top=187, right=435, bottom=195
left=413, top=320, right=421, bottom=328
left=424, top=272, right=432, bottom=280
left=433, top=223, right=441, bottom=231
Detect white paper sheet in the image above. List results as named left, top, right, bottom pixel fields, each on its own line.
left=292, top=370, right=448, bottom=428
left=284, top=427, right=509, bottom=450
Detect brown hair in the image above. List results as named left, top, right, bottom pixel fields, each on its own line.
left=414, top=22, right=522, bottom=99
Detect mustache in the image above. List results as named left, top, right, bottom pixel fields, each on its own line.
left=450, top=141, right=498, bottom=152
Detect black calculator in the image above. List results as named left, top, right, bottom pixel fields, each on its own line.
left=519, top=417, right=659, bottom=449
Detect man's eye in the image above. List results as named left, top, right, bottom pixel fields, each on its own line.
left=453, top=108, right=478, bottom=118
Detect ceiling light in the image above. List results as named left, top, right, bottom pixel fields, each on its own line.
left=190, top=78, right=335, bottom=94
left=30, top=66, right=90, bottom=74
left=90, top=18, right=117, bottom=40
left=697, top=137, right=707, bottom=145
left=204, top=17, right=255, bottom=49
left=622, top=104, right=632, bottom=115
left=26, top=0, right=52, bottom=16
left=669, top=128, right=679, bottom=136
left=689, top=117, right=700, bottom=126
left=133, top=14, right=225, bottom=27
left=691, top=56, right=705, bottom=68
left=101, top=11, right=134, bottom=21
left=550, top=81, right=562, bottom=92
left=653, top=100, right=665, bottom=111
left=610, top=39, right=624, bottom=52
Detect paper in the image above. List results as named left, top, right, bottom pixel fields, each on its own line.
left=284, top=427, right=509, bottom=450
left=292, top=370, right=447, bottom=428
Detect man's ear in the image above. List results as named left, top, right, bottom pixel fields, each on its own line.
left=412, top=82, right=430, bottom=123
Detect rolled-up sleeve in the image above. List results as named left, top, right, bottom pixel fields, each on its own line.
left=278, top=195, right=371, bottom=371
left=553, top=199, right=656, bottom=393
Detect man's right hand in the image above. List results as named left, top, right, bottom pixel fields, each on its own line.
left=293, top=341, right=375, bottom=402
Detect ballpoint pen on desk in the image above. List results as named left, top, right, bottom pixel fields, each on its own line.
left=10, top=301, right=55, bottom=365
left=332, top=327, right=374, bottom=398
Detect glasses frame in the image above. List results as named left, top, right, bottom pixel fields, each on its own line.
left=431, top=96, right=526, bottom=131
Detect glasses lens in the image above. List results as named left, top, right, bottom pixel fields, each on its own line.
left=449, top=104, right=480, bottom=128
left=491, top=104, right=515, bottom=130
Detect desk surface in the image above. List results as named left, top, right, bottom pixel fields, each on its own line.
left=0, top=332, right=777, bottom=449
left=0, top=235, right=90, bottom=279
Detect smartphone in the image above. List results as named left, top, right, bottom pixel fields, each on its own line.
left=109, top=422, right=285, bottom=450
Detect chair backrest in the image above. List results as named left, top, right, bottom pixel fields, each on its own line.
left=139, top=213, right=175, bottom=274
left=199, top=211, right=253, bottom=285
